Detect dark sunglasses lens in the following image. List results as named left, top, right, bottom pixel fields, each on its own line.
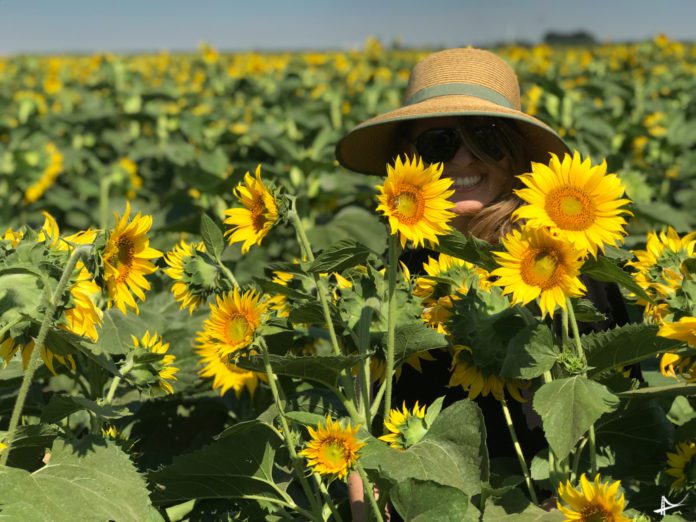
left=414, top=129, right=460, bottom=164
left=473, top=126, right=505, bottom=161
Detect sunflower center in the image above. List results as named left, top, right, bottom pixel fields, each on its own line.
left=319, top=438, right=348, bottom=469
left=110, top=236, right=135, bottom=282
left=545, top=187, right=595, bottom=231
left=251, top=202, right=269, bottom=233
left=227, top=314, right=251, bottom=343
left=579, top=504, right=612, bottom=522
left=389, top=186, right=424, bottom=224
left=520, top=248, right=562, bottom=289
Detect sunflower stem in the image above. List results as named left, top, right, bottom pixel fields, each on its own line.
left=566, top=297, right=598, bottom=475
left=383, top=233, right=400, bottom=425
left=258, top=338, right=323, bottom=519
left=1, top=244, right=91, bottom=466
left=542, top=370, right=563, bottom=489
left=561, top=305, right=570, bottom=348
left=104, top=359, right=134, bottom=405
left=217, top=259, right=239, bottom=288
left=313, top=473, right=344, bottom=522
left=355, top=463, right=385, bottom=522
left=500, top=398, right=538, bottom=504
left=287, top=208, right=359, bottom=413
left=358, top=307, right=375, bottom=432
left=566, top=298, right=584, bottom=362
left=0, top=317, right=22, bottom=341
left=370, top=378, right=388, bottom=419
left=588, top=425, right=597, bottom=476
left=570, top=436, right=589, bottom=483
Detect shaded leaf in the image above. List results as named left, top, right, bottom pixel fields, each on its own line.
left=200, top=213, right=225, bottom=260
left=235, top=353, right=365, bottom=388
left=0, top=437, right=153, bottom=522
left=580, top=256, right=651, bottom=303
left=500, top=323, right=558, bottom=379
left=533, top=376, right=619, bottom=460
left=584, top=323, right=683, bottom=376
left=361, top=399, right=487, bottom=496
left=308, top=239, right=370, bottom=274
left=41, top=394, right=128, bottom=424
left=391, top=479, right=477, bottom=522
left=149, top=421, right=287, bottom=504
left=431, top=229, right=497, bottom=271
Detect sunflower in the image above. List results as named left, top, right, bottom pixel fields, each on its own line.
left=24, top=142, right=63, bottom=204
left=376, top=154, right=455, bottom=248
left=197, top=288, right=267, bottom=357
left=266, top=270, right=295, bottom=318
left=556, top=473, right=630, bottom=522
left=300, top=416, right=365, bottom=480
left=414, top=253, right=490, bottom=333
left=131, top=331, right=178, bottom=395
left=163, top=240, right=211, bottom=314
left=196, top=343, right=264, bottom=397
left=627, top=227, right=696, bottom=302
left=448, top=345, right=529, bottom=403
left=492, top=225, right=587, bottom=318
left=102, top=202, right=162, bottom=314
left=666, top=441, right=696, bottom=491
left=367, top=351, right=436, bottom=384
left=514, top=151, right=632, bottom=257
left=223, top=165, right=279, bottom=254
left=658, top=317, right=696, bottom=347
left=379, top=402, right=428, bottom=449
left=0, top=337, right=74, bottom=375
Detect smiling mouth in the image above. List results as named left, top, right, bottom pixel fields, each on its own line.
left=452, top=175, right=483, bottom=190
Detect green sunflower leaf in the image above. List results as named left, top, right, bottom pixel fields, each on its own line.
left=500, top=323, right=558, bottom=379
left=308, top=239, right=370, bottom=274
left=41, top=394, right=128, bottom=424
left=533, top=376, right=619, bottom=460
left=431, top=229, right=497, bottom=271
left=580, top=256, right=651, bottom=303
left=0, top=437, right=153, bottom=522
left=583, top=323, right=682, bottom=376
left=361, top=399, right=488, bottom=496
left=234, top=353, right=366, bottom=388
left=149, top=420, right=288, bottom=505
left=391, top=479, right=479, bottom=522
left=200, top=213, right=225, bottom=261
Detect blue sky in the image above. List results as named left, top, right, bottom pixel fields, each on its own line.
left=1, top=0, right=695, bottom=55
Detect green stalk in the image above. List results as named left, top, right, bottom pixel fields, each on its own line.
left=257, top=338, right=323, bottom=520
left=566, top=297, right=597, bottom=475
left=370, top=378, right=387, bottom=419
left=104, top=358, right=134, bottom=405
left=358, top=307, right=374, bottom=432
left=570, top=436, right=589, bottom=483
left=566, top=298, right=584, bottom=362
left=313, top=473, right=344, bottom=522
left=382, top=233, right=399, bottom=424
left=542, top=370, right=563, bottom=489
left=500, top=398, right=538, bottom=504
left=355, top=463, right=384, bottom=522
left=287, top=208, right=359, bottom=414
left=216, top=259, right=239, bottom=289
left=1, top=244, right=91, bottom=466
left=561, top=305, right=569, bottom=347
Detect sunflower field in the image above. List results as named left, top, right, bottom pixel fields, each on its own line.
left=1, top=35, right=696, bottom=521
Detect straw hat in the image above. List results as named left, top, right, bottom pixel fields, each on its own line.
left=335, top=48, right=569, bottom=175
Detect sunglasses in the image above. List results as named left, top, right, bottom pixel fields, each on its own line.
left=411, top=123, right=506, bottom=164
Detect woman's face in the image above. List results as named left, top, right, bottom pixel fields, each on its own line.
left=406, top=117, right=513, bottom=217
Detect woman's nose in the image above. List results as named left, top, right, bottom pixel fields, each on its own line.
left=450, top=143, right=476, bottom=167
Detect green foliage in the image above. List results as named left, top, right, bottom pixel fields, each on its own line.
left=308, top=239, right=370, bottom=274
left=148, top=421, right=288, bottom=505
left=361, top=399, right=488, bottom=496
left=533, top=376, right=619, bottom=460
left=0, top=438, right=154, bottom=522
left=199, top=213, right=225, bottom=261
left=390, top=479, right=478, bottom=522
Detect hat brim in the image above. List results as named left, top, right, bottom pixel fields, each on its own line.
left=336, top=95, right=570, bottom=176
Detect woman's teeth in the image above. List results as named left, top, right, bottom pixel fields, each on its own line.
left=453, top=175, right=482, bottom=189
